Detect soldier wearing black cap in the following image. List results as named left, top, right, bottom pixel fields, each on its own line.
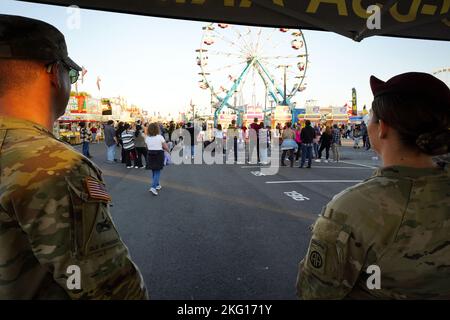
left=297, top=72, right=450, bottom=299
left=0, top=15, right=148, bottom=299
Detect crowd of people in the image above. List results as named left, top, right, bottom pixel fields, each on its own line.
left=78, top=117, right=372, bottom=172
left=99, top=120, right=170, bottom=195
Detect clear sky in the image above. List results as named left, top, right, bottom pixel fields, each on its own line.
left=2, top=0, right=450, bottom=117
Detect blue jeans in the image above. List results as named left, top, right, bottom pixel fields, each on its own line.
left=106, top=144, right=116, bottom=162
left=313, top=142, right=319, bottom=159
left=300, top=144, right=313, bottom=167
left=151, top=170, right=161, bottom=189
left=82, top=141, right=90, bottom=157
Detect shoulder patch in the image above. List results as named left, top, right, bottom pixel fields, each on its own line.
left=85, top=177, right=111, bottom=202
left=307, top=239, right=327, bottom=274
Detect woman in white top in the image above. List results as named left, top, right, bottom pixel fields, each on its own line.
left=213, top=124, right=224, bottom=157
left=145, top=123, right=170, bottom=196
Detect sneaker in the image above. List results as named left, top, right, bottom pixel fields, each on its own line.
left=127, top=166, right=133, bottom=169
left=324, top=160, right=328, bottom=163
left=314, top=159, right=321, bottom=162
left=134, top=166, right=139, bottom=168
left=139, top=166, right=145, bottom=169
left=149, top=188, right=158, bottom=195
left=156, top=185, right=162, bottom=190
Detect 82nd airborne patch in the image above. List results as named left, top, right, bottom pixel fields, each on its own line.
left=307, top=239, right=327, bottom=274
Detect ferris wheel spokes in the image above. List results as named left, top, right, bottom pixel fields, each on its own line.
left=229, top=25, right=255, bottom=55
left=206, top=61, right=247, bottom=74
left=211, top=28, right=249, bottom=55
left=207, top=50, right=246, bottom=58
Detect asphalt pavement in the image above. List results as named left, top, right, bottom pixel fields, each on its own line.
left=76, top=141, right=380, bottom=300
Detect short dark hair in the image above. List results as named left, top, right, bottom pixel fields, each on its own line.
left=0, top=59, right=40, bottom=96
left=305, top=120, right=311, bottom=126
left=79, top=122, right=86, bottom=128
left=107, top=120, right=114, bottom=125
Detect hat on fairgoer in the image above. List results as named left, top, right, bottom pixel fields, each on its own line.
left=0, top=14, right=81, bottom=71
left=370, top=72, right=450, bottom=108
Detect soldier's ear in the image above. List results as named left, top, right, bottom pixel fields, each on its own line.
left=378, top=120, right=389, bottom=140
left=48, top=62, right=63, bottom=89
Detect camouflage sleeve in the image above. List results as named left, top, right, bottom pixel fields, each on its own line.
left=296, top=209, right=367, bottom=300
left=11, top=158, right=149, bottom=300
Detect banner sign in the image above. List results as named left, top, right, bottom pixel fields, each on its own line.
left=352, top=88, right=357, bottom=116
left=19, top=1, right=450, bottom=42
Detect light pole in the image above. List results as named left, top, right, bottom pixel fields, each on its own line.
left=277, top=65, right=289, bottom=106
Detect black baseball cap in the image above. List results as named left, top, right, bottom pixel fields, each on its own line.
left=0, top=14, right=81, bottom=71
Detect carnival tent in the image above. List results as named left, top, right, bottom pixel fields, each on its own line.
left=19, top=0, right=450, bottom=42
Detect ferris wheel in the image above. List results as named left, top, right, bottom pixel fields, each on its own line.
left=196, top=23, right=309, bottom=125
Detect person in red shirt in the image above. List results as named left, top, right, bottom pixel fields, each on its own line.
left=90, top=125, right=98, bottom=143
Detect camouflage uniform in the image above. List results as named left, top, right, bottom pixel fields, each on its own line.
left=297, top=165, right=450, bottom=299
left=0, top=116, right=148, bottom=299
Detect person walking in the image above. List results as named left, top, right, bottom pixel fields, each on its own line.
left=90, top=124, right=98, bottom=144
left=299, top=120, right=316, bottom=168
left=145, top=123, right=170, bottom=196
left=316, top=126, right=332, bottom=163
left=186, top=122, right=195, bottom=159
left=227, top=120, right=239, bottom=163
left=121, top=123, right=137, bottom=168
left=353, top=124, right=362, bottom=148
left=331, top=124, right=341, bottom=162
left=313, top=124, right=321, bottom=159
left=259, top=125, right=269, bottom=164
left=361, top=121, right=368, bottom=148
left=250, top=118, right=261, bottom=163
left=297, top=72, right=450, bottom=299
left=134, top=123, right=147, bottom=169
left=214, top=124, right=224, bottom=157
left=280, top=122, right=297, bottom=167
left=79, top=122, right=92, bottom=158
left=116, top=121, right=126, bottom=163
left=103, top=120, right=117, bottom=163
left=295, top=124, right=302, bottom=161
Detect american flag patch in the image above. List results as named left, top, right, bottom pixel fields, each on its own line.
left=85, top=177, right=112, bottom=202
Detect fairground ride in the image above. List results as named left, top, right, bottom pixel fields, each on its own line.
left=196, top=23, right=309, bottom=126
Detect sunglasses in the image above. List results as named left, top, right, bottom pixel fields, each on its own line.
left=46, top=60, right=80, bottom=84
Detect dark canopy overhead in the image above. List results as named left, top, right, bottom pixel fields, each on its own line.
left=18, top=0, right=450, bottom=41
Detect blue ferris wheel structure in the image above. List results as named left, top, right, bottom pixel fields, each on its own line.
left=196, top=23, right=309, bottom=126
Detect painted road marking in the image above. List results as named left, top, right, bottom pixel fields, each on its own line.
left=266, top=180, right=362, bottom=184
left=251, top=171, right=266, bottom=176
left=339, top=160, right=377, bottom=169
left=284, top=191, right=310, bottom=201
left=242, top=165, right=372, bottom=170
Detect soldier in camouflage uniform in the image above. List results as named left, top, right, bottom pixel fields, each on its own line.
left=0, top=15, right=148, bottom=299
left=297, top=72, right=450, bottom=299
